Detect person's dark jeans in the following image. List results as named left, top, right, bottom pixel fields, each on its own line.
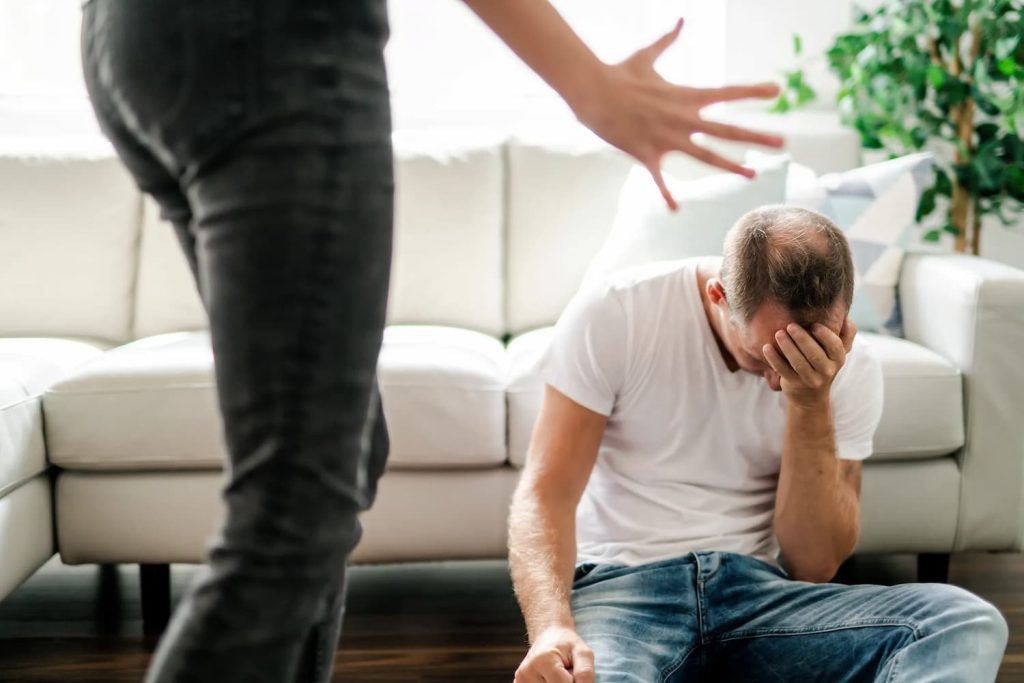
left=81, top=1, right=394, bottom=681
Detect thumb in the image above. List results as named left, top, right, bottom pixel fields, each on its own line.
left=640, top=17, right=684, bottom=64
left=570, top=643, right=596, bottom=682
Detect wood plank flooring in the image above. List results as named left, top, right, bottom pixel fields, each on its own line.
left=0, top=551, right=1020, bottom=681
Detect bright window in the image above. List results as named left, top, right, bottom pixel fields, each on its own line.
left=0, top=0, right=726, bottom=135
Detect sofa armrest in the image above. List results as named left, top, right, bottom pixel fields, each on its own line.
left=899, top=252, right=1024, bottom=551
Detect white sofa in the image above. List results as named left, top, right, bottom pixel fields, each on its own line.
left=2, top=118, right=1024, bottom=635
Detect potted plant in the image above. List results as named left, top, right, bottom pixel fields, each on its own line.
left=773, top=1, right=1024, bottom=254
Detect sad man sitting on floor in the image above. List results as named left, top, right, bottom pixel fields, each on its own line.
left=509, top=205, right=1008, bottom=683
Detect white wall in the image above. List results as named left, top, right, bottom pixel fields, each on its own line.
left=724, top=0, right=854, bottom=106
left=981, top=217, right=1024, bottom=271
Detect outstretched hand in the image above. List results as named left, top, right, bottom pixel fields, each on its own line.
left=572, top=18, right=784, bottom=211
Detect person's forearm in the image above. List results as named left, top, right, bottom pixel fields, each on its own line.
left=773, top=400, right=860, bottom=582
left=460, top=0, right=605, bottom=114
left=508, top=479, right=579, bottom=643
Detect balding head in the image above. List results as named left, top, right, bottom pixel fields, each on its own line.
left=719, top=205, right=854, bottom=328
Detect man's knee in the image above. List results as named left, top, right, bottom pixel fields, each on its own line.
left=952, top=591, right=1008, bottom=654
left=921, top=584, right=1008, bottom=654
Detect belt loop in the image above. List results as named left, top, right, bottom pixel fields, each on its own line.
left=695, top=550, right=722, bottom=582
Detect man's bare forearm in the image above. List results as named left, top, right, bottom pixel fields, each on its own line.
left=773, top=400, right=860, bottom=582
left=508, top=479, right=579, bottom=643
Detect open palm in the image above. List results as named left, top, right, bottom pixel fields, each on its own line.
left=573, top=19, right=784, bottom=211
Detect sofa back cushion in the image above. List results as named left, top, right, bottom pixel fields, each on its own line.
left=0, top=145, right=140, bottom=344
left=133, top=131, right=508, bottom=339
left=386, top=132, right=506, bottom=336
left=505, top=135, right=635, bottom=336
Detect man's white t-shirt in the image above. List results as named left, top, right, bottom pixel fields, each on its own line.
left=541, top=257, right=884, bottom=571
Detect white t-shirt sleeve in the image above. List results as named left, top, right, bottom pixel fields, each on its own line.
left=831, top=339, right=885, bottom=461
left=541, top=281, right=628, bottom=417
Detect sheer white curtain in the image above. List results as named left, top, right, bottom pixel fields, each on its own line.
left=0, top=0, right=727, bottom=134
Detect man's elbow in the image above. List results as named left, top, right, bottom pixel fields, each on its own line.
left=786, top=556, right=841, bottom=583
left=777, top=534, right=856, bottom=583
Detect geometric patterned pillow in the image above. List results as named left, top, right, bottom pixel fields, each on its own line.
left=766, top=151, right=934, bottom=336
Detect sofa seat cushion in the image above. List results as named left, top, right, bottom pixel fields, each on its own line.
left=44, top=326, right=507, bottom=471
left=861, top=334, right=964, bottom=459
left=0, top=337, right=109, bottom=494
left=506, top=329, right=964, bottom=469
left=378, top=326, right=507, bottom=469
left=0, top=475, right=55, bottom=602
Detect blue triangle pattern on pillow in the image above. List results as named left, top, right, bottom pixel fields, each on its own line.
left=809, top=152, right=934, bottom=336
left=849, top=238, right=889, bottom=278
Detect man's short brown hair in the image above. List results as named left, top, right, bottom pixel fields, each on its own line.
left=719, top=205, right=855, bottom=326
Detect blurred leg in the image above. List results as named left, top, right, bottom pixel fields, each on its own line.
left=133, top=115, right=393, bottom=682
left=81, top=0, right=394, bottom=680
left=291, top=387, right=389, bottom=683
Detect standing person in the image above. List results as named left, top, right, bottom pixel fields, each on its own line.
left=79, top=1, right=783, bottom=681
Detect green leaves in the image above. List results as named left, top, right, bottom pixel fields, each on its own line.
left=917, top=186, right=938, bottom=221
left=769, top=33, right=818, bottom=114
left=995, top=35, right=1019, bottom=61
left=935, top=166, right=954, bottom=196
left=818, top=0, right=1024, bottom=250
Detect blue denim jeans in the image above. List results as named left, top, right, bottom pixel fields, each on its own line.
left=80, top=1, right=394, bottom=681
left=571, top=551, right=1008, bottom=682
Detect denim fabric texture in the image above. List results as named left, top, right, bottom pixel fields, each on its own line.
left=81, top=1, right=394, bottom=681
left=572, top=551, right=1008, bottom=682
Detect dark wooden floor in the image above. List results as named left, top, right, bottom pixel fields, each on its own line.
left=0, top=552, right=1020, bottom=682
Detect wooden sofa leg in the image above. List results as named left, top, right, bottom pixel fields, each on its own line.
left=96, top=563, right=122, bottom=635
left=832, top=555, right=858, bottom=584
left=140, top=563, right=171, bottom=638
left=917, top=553, right=950, bottom=583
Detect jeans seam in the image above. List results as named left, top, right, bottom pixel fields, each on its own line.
left=226, top=0, right=248, bottom=117
left=884, top=647, right=902, bottom=683
left=883, top=626, right=922, bottom=683
left=659, top=643, right=699, bottom=683
left=713, top=620, right=921, bottom=643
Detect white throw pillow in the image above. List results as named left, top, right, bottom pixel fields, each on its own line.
left=756, top=151, right=935, bottom=336
left=581, top=155, right=790, bottom=290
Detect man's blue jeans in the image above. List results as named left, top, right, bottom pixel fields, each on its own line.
left=571, top=551, right=1008, bottom=682
left=81, top=1, right=394, bottom=681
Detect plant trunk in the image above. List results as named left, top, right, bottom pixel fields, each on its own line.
left=950, top=96, right=975, bottom=254
left=948, top=25, right=977, bottom=254
left=971, top=198, right=982, bottom=256
left=951, top=181, right=970, bottom=253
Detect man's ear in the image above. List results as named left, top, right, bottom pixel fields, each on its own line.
left=706, top=278, right=727, bottom=306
